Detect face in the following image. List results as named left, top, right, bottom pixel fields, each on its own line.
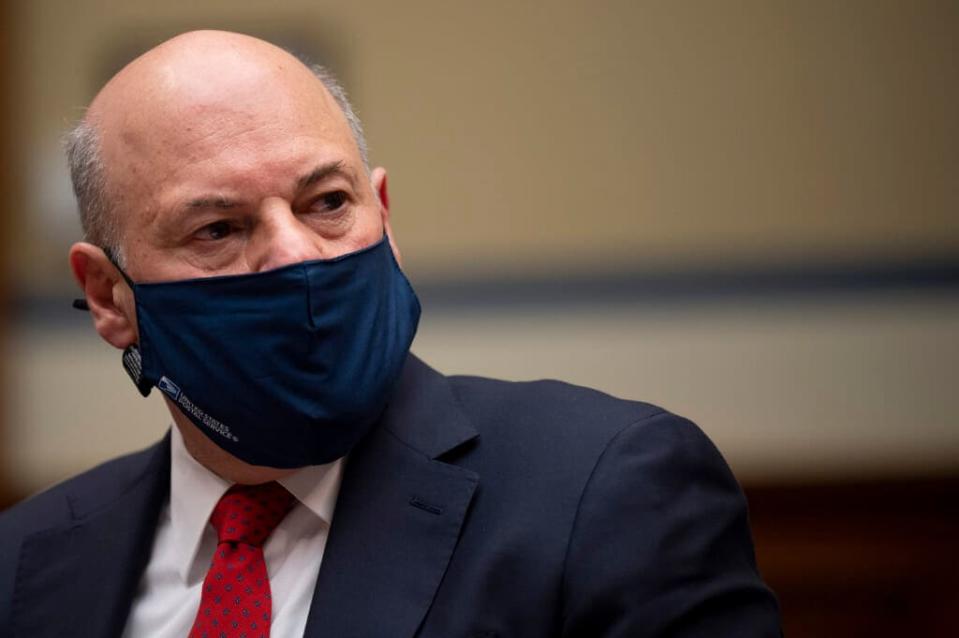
left=107, top=73, right=388, bottom=284
left=76, top=47, right=396, bottom=346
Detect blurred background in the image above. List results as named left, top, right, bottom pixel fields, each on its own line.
left=1, top=1, right=956, bottom=635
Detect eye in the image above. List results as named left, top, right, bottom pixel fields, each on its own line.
left=196, top=220, right=235, bottom=241
left=315, top=191, right=348, bottom=213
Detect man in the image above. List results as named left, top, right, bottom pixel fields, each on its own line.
left=0, top=30, right=780, bottom=637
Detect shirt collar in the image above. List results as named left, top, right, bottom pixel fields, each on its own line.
left=169, top=425, right=343, bottom=582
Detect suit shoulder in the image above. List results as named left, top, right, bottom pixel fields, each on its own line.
left=0, top=439, right=168, bottom=631
left=0, top=439, right=165, bottom=541
left=447, top=373, right=673, bottom=452
left=559, top=410, right=779, bottom=635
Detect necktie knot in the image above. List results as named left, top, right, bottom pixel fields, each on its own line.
left=210, top=481, right=296, bottom=547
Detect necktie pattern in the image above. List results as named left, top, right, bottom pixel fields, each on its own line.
left=189, top=481, right=296, bottom=638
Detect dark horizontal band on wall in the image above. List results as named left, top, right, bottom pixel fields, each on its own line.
left=10, top=254, right=959, bottom=326
left=413, top=255, right=959, bottom=312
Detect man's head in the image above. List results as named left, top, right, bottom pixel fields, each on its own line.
left=68, top=30, right=396, bottom=348
left=66, top=50, right=371, bottom=260
left=67, top=30, right=402, bottom=481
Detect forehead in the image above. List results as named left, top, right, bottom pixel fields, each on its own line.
left=94, top=55, right=361, bottom=227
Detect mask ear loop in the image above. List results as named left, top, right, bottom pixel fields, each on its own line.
left=71, top=247, right=153, bottom=397
left=103, top=246, right=137, bottom=288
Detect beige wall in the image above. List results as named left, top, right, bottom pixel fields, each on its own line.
left=2, top=1, right=957, bottom=494
left=7, top=0, right=959, bottom=287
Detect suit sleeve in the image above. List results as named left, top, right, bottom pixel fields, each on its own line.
left=559, top=411, right=781, bottom=637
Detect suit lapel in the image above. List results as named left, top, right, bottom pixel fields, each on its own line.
left=304, top=355, right=479, bottom=638
left=11, top=436, right=170, bottom=638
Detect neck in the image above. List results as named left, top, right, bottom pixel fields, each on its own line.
left=166, top=397, right=297, bottom=485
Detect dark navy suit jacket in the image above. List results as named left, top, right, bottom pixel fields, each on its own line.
left=0, top=355, right=781, bottom=636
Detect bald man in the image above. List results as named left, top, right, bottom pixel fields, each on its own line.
left=0, top=31, right=780, bottom=638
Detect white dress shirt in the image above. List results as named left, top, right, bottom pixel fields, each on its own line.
left=121, top=426, right=344, bottom=638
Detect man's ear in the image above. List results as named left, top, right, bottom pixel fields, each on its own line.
left=371, top=166, right=390, bottom=214
left=69, top=242, right=138, bottom=349
left=371, top=166, right=403, bottom=265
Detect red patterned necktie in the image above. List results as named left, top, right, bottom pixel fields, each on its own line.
left=189, top=481, right=296, bottom=638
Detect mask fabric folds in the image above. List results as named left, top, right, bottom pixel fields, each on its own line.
left=114, top=236, right=420, bottom=468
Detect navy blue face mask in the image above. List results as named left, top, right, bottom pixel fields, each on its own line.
left=81, top=236, right=420, bottom=468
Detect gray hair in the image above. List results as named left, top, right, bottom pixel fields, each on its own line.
left=64, top=62, right=369, bottom=260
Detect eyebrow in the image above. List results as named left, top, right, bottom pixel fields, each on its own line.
left=297, top=160, right=352, bottom=190
left=186, top=195, right=239, bottom=210
left=178, top=160, right=352, bottom=215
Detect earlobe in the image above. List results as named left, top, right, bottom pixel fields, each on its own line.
left=69, top=242, right=138, bottom=349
